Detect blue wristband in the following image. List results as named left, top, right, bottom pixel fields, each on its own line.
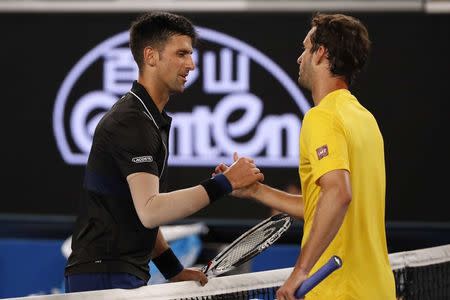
left=214, top=173, right=233, bottom=193
left=152, top=248, right=184, bottom=280
left=200, top=173, right=233, bottom=203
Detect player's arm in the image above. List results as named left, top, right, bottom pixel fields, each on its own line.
left=127, top=157, right=263, bottom=229
left=291, top=169, right=351, bottom=278
left=128, top=172, right=209, bottom=229
left=151, top=228, right=208, bottom=285
left=151, top=228, right=171, bottom=259
left=214, top=159, right=304, bottom=219
left=238, top=182, right=304, bottom=220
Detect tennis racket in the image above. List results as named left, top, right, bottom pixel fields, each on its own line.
left=202, top=213, right=293, bottom=277
left=294, top=255, right=342, bottom=298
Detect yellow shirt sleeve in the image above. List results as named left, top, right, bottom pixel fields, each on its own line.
left=302, top=108, right=350, bottom=184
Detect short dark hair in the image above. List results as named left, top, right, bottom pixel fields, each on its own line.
left=310, top=13, right=371, bottom=85
left=129, top=11, right=197, bottom=69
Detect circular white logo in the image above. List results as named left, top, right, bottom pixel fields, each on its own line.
left=53, top=27, right=310, bottom=167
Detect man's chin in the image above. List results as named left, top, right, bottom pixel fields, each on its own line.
left=171, top=85, right=185, bottom=94
left=298, top=77, right=309, bottom=90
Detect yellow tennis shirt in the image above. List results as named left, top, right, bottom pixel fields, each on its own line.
left=299, top=89, right=396, bottom=300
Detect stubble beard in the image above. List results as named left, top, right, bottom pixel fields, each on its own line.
left=298, top=72, right=311, bottom=91
left=169, top=77, right=186, bottom=94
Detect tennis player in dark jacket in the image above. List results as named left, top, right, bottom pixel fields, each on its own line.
left=64, top=11, right=264, bottom=293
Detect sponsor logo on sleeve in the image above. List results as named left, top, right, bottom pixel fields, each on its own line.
left=316, top=145, right=329, bottom=160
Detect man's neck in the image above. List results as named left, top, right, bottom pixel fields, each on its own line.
left=311, top=76, right=348, bottom=106
left=137, top=76, right=169, bottom=113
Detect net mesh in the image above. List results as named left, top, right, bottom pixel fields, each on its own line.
left=178, top=287, right=278, bottom=300
left=390, top=244, right=450, bottom=300
left=177, top=244, right=450, bottom=300
left=15, top=244, right=450, bottom=300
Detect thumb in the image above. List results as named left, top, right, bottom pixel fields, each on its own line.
left=199, top=273, right=208, bottom=286
left=233, top=152, right=239, bottom=162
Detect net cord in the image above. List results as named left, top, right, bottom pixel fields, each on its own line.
left=389, top=244, right=450, bottom=270
left=6, top=244, right=450, bottom=300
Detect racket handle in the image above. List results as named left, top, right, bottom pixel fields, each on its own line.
left=294, top=256, right=342, bottom=298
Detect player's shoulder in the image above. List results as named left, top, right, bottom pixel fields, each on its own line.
left=304, top=105, right=334, bottom=123
left=92, top=100, right=154, bottom=144
left=306, top=90, right=357, bottom=120
left=112, top=93, right=142, bottom=115
left=108, top=93, right=156, bottom=127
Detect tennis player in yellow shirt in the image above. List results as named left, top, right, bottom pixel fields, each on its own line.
left=218, top=13, right=396, bottom=299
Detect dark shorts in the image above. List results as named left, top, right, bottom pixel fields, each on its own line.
left=65, top=272, right=147, bottom=293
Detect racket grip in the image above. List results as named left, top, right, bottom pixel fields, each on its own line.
left=294, top=256, right=342, bottom=298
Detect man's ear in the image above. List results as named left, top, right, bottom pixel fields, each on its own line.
left=144, top=46, right=158, bottom=67
left=313, top=45, right=327, bottom=65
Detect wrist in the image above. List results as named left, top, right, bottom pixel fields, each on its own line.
left=152, top=248, right=184, bottom=280
left=252, top=182, right=264, bottom=199
left=200, top=173, right=233, bottom=203
left=296, top=259, right=312, bottom=277
left=292, top=266, right=310, bottom=280
left=215, top=173, right=233, bottom=192
left=222, top=173, right=236, bottom=190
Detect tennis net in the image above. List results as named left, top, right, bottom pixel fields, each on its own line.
left=390, top=244, right=450, bottom=299
left=9, top=244, right=450, bottom=300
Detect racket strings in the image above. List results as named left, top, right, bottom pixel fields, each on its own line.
left=214, top=220, right=288, bottom=271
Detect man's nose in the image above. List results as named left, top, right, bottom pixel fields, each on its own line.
left=187, top=55, right=195, bottom=70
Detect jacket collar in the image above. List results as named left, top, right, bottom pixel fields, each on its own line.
left=130, top=80, right=172, bottom=129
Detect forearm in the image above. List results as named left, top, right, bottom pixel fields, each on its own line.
left=151, top=229, right=170, bottom=259
left=129, top=156, right=263, bottom=229
left=252, top=183, right=304, bottom=219
left=295, top=188, right=349, bottom=274
left=151, top=229, right=184, bottom=279
left=139, top=185, right=210, bottom=228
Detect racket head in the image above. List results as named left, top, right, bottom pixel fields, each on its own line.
left=203, top=213, right=293, bottom=277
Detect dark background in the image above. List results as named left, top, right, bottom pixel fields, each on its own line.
left=1, top=12, right=449, bottom=222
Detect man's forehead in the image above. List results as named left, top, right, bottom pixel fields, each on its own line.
left=303, top=27, right=316, bottom=44
left=164, top=34, right=193, bottom=50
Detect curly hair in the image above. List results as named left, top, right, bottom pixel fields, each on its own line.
left=310, top=13, right=371, bottom=85
left=129, top=12, right=197, bottom=70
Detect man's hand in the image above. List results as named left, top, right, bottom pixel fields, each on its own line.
left=222, top=152, right=264, bottom=189
left=276, top=270, right=308, bottom=300
left=214, top=162, right=261, bottom=199
left=214, top=152, right=264, bottom=193
left=232, top=181, right=262, bottom=199
left=169, top=268, right=208, bottom=286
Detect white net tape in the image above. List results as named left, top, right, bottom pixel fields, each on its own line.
left=5, top=244, right=450, bottom=300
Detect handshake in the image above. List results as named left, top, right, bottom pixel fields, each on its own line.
left=212, top=152, right=264, bottom=199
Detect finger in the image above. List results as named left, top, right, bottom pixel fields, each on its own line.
left=199, top=274, right=208, bottom=286
left=194, top=270, right=208, bottom=286
left=276, top=291, right=285, bottom=300
left=219, top=163, right=228, bottom=172
left=257, top=173, right=264, bottom=182
left=252, top=167, right=260, bottom=174
left=215, top=163, right=225, bottom=174
left=233, top=152, right=239, bottom=162
left=245, top=158, right=254, bottom=164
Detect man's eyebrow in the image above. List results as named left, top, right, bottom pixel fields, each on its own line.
left=177, top=49, right=193, bottom=54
